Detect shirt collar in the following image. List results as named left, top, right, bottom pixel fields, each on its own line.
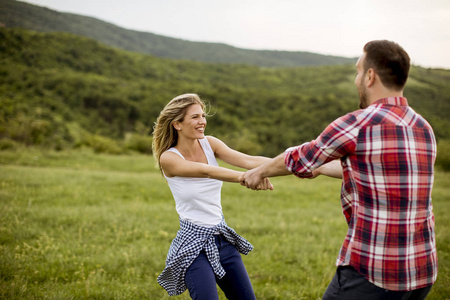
left=373, top=97, right=409, bottom=106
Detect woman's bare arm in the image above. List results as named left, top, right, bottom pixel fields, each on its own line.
left=207, top=136, right=271, bottom=169
left=312, top=159, right=343, bottom=179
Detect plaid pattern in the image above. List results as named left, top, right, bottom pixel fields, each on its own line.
left=285, top=97, right=437, bottom=291
left=157, top=218, right=253, bottom=296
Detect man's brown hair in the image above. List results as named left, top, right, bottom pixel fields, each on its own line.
left=363, top=40, right=410, bottom=91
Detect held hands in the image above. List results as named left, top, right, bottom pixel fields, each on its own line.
left=256, top=177, right=273, bottom=190
left=239, top=167, right=273, bottom=190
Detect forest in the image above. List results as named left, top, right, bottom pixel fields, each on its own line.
left=0, top=0, right=356, bottom=67
left=1, top=27, right=450, bottom=169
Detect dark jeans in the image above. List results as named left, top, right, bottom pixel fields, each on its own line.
left=184, top=234, right=256, bottom=300
left=322, top=266, right=433, bottom=300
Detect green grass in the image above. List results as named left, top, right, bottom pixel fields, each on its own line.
left=0, top=148, right=449, bottom=299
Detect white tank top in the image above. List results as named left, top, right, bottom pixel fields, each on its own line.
left=164, top=137, right=223, bottom=227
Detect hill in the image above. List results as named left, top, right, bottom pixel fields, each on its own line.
left=0, top=0, right=356, bottom=67
left=1, top=27, right=449, bottom=158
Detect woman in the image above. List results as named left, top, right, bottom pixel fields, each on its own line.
left=153, top=93, right=272, bottom=299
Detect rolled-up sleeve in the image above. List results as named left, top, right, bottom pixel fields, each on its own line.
left=284, top=113, right=359, bottom=178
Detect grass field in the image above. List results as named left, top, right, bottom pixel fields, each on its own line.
left=0, top=148, right=449, bottom=299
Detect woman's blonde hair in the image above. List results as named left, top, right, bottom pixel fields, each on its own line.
left=152, top=93, right=206, bottom=172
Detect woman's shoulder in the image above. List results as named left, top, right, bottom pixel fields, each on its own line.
left=205, top=135, right=217, bottom=142
left=160, top=150, right=185, bottom=177
left=205, top=136, right=224, bottom=153
left=205, top=135, right=222, bottom=149
left=160, top=148, right=183, bottom=162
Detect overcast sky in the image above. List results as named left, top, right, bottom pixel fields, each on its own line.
left=20, top=0, right=450, bottom=69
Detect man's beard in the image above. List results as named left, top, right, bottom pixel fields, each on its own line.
left=358, top=83, right=369, bottom=109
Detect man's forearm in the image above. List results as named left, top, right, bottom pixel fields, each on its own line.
left=259, top=153, right=292, bottom=178
left=240, top=153, right=291, bottom=189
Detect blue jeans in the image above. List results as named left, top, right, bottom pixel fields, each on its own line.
left=184, top=234, right=256, bottom=300
left=322, top=266, right=433, bottom=300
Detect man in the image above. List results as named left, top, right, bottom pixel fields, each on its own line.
left=240, top=40, right=437, bottom=299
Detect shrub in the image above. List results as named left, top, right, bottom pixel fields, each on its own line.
left=30, top=119, right=52, bottom=144
left=124, top=132, right=152, bottom=154
left=85, top=134, right=123, bottom=154
left=0, top=138, right=19, bottom=150
left=221, top=128, right=263, bottom=155
left=66, top=122, right=89, bottom=148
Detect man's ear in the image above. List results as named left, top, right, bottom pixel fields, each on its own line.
left=366, top=68, right=376, bottom=87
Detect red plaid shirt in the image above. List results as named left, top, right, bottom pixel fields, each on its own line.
left=285, top=97, right=437, bottom=291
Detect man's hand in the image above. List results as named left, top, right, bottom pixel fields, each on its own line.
left=239, top=166, right=265, bottom=190
left=256, top=177, right=273, bottom=190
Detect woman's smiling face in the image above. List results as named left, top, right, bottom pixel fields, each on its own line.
left=175, top=104, right=207, bottom=139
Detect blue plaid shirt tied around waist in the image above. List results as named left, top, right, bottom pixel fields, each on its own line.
left=157, top=218, right=254, bottom=296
